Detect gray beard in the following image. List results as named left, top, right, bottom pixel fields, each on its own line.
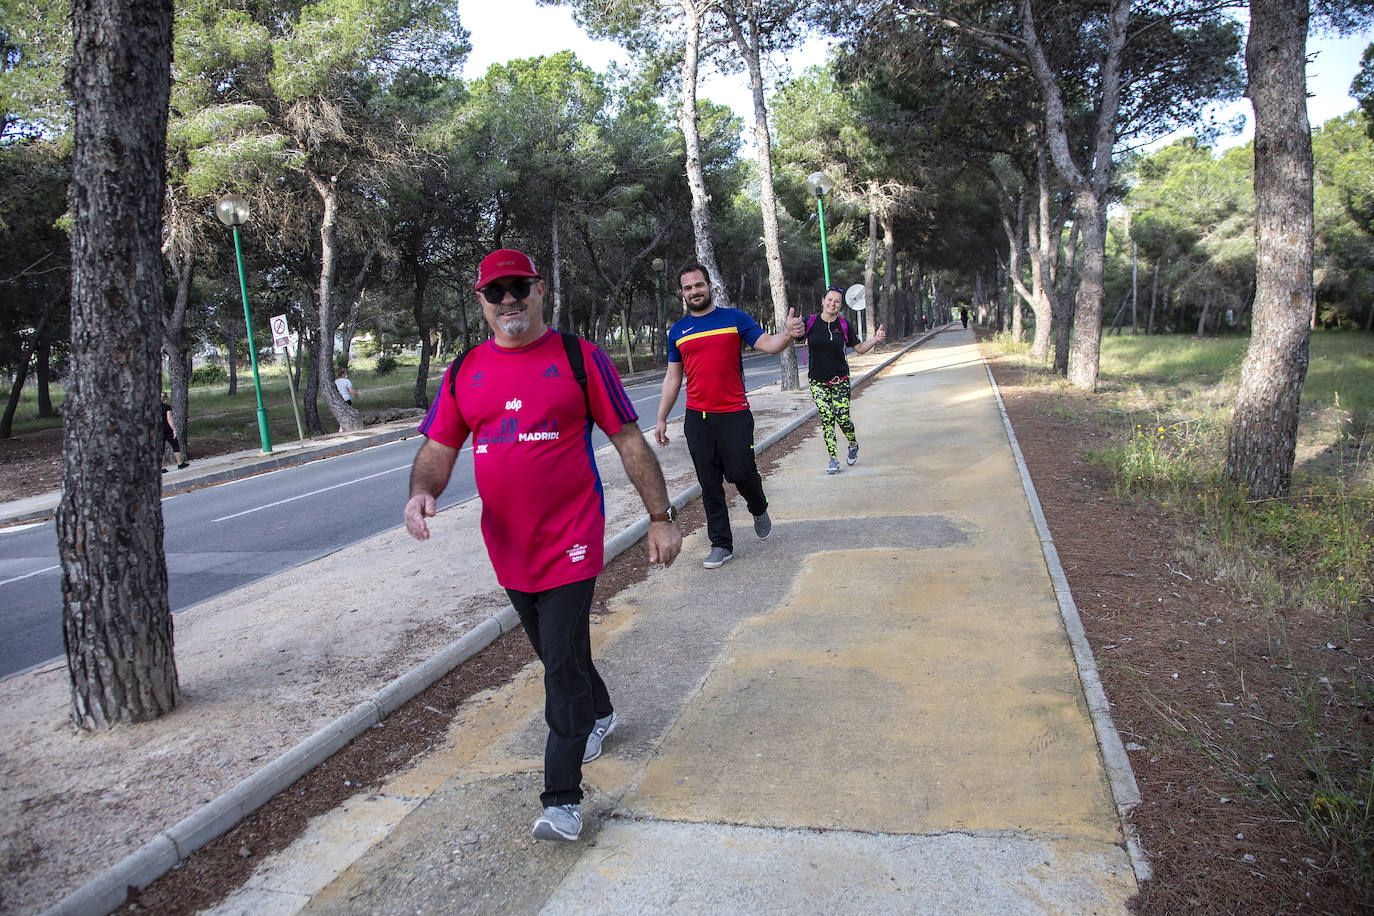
left=496, top=311, right=531, bottom=337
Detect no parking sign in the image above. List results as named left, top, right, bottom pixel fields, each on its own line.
left=270, top=314, right=290, bottom=350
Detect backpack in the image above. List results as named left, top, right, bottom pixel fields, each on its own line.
left=445, top=331, right=590, bottom=418
left=805, top=314, right=850, bottom=343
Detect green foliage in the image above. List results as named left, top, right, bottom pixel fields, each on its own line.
left=374, top=354, right=398, bottom=375
left=190, top=364, right=227, bottom=387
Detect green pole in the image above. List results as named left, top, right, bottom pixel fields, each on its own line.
left=815, top=197, right=831, bottom=288
left=232, top=226, right=273, bottom=453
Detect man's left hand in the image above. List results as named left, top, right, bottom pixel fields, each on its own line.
left=647, top=520, right=682, bottom=568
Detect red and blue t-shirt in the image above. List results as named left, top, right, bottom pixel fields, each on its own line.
left=667, top=306, right=765, bottom=412
left=418, top=330, right=637, bottom=592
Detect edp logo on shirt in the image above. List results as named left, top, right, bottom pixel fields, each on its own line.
left=505, top=398, right=522, bottom=411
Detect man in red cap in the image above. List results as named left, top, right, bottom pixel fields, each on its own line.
left=404, top=248, right=682, bottom=842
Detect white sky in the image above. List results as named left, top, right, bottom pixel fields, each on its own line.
left=458, top=0, right=1373, bottom=149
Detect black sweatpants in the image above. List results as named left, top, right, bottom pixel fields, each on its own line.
left=506, top=577, right=612, bottom=807
left=684, top=408, right=768, bottom=552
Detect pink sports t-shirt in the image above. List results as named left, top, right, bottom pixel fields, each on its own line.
left=418, top=330, right=638, bottom=592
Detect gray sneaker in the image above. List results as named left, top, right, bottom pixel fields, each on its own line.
left=703, top=546, right=733, bottom=569
left=532, top=803, right=582, bottom=841
left=826, top=457, right=840, bottom=474
left=754, top=509, right=772, bottom=539
left=847, top=444, right=859, bottom=465
left=583, top=711, right=618, bottom=762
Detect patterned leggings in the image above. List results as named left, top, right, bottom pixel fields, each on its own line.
left=809, top=377, right=857, bottom=459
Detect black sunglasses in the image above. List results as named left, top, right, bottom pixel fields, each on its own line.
left=479, top=277, right=536, bottom=304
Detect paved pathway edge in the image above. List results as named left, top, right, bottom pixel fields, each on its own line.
left=982, top=358, right=1152, bottom=884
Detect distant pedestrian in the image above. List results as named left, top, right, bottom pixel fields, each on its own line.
left=804, top=286, right=885, bottom=474
left=404, top=248, right=681, bottom=844
left=160, top=392, right=189, bottom=472
left=335, top=368, right=358, bottom=405
left=654, top=263, right=803, bottom=569
left=960, top=305, right=969, bottom=329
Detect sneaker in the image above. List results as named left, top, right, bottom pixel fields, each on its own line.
left=703, top=546, right=733, bottom=569
left=583, top=711, right=618, bottom=763
left=177, top=462, right=190, bottom=469
left=532, top=803, right=582, bottom=842
left=753, top=509, right=772, bottom=540
left=826, top=457, right=840, bottom=474
left=847, top=444, right=859, bottom=466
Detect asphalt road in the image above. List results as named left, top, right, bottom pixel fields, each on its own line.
left=0, top=354, right=787, bottom=678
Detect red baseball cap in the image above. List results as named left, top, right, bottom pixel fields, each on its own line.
left=475, top=249, right=541, bottom=290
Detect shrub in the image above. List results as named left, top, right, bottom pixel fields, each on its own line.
left=375, top=354, right=398, bottom=376
left=190, top=364, right=226, bottom=386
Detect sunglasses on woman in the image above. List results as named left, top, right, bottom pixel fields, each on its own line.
left=478, top=277, right=537, bottom=304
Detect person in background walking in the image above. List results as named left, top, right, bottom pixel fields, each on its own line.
left=404, top=248, right=682, bottom=844
left=654, top=263, right=803, bottom=569
left=960, top=305, right=969, bottom=329
left=803, top=286, right=885, bottom=474
left=160, top=392, right=189, bottom=472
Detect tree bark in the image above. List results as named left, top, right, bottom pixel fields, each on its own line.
left=677, top=0, right=729, bottom=306
left=310, top=170, right=362, bottom=432
left=1226, top=0, right=1313, bottom=499
left=411, top=258, right=431, bottom=410
left=59, top=0, right=178, bottom=729
left=1028, top=150, right=1057, bottom=362
left=162, top=239, right=194, bottom=453
left=722, top=0, right=799, bottom=389
left=1021, top=0, right=1128, bottom=391
left=551, top=206, right=563, bottom=332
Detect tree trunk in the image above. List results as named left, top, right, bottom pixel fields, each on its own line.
left=1131, top=240, right=1139, bottom=334
left=0, top=304, right=52, bottom=437
left=36, top=336, right=55, bottom=417
left=722, top=0, right=799, bottom=389
left=1147, top=260, right=1159, bottom=335
left=551, top=206, right=563, bottom=332
left=163, top=242, right=194, bottom=454
left=677, top=0, right=729, bottom=306
left=310, top=171, right=362, bottom=432
left=59, top=0, right=178, bottom=729
left=881, top=213, right=897, bottom=337
left=1226, top=0, right=1313, bottom=499
left=412, top=260, right=431, bottom=410
left=301, top=323, right=325, bottom=435
left=865, top=183, right=879, bottom=335
left=1027, top=157, right=1056, bottom=362
left=225, top=321, right=238, bottom=395
left=1022, top=0, right=1127, bottom=392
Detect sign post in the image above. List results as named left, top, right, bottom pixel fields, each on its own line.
left=271, top=314, right=306, bottom=442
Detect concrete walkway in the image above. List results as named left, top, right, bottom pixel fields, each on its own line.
left=194, top=330, right=1142, bottom=915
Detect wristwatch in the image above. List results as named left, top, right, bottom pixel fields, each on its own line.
left=649, top=506, right=677, bottom=524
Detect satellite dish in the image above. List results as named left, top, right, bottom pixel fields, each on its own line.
left=844, top=284, right=867, bottom=311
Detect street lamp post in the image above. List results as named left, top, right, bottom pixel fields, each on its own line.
left=651, top=257, right=666, bottom=368
left=216, top=193, right=272, bottom=454
left=805, top=171, right=835, bottom=289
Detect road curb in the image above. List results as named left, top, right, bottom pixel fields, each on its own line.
left=981, top=357, right=1152, bottom=884
left=38, top=331, right=941, bottom=916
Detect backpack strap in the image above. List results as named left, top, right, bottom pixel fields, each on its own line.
left=840, top=316, right=850, bottom=342
left=558, top=330, right=591, bottom=419
left=445, top=346, right=472, bottom=401
left=805, top=314, right=817, bottom=337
